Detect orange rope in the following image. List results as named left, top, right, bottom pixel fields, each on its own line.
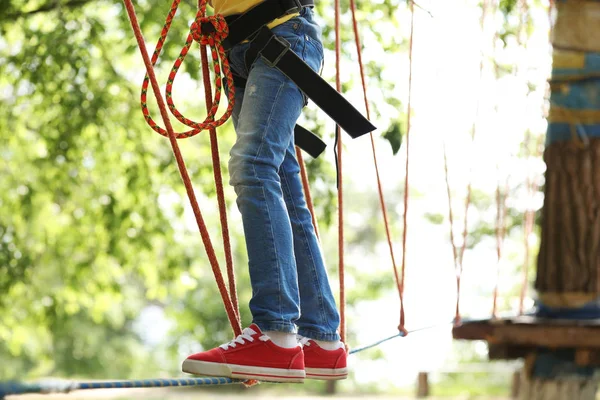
left=140, top=0, right=235, bottom=137
left=519, top=0, right=551, bottom=314
left=519, top=138, right=533, bottom=315
left=348, top=0, right=406, bottom=334
left=494, top=0, right=532, bottom=318
left=398, top=0, right=416, bottom=333
left=296, top=147, right=321, bottom=240
left=445, top=0, right=492, bottom=324
left=519, top=0, right=551, bottom=312
left=492, top=173, right=509, bottom=318
left=123, top=0, right=242, bottom=337
left=199, top=23, right=240, bottom=324
left=334, top=0, right=346, bottom=345
left=442, top=145, right=466, bottom=323
left=519, top=135, right=542, bottom=314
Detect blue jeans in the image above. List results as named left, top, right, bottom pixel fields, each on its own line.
left=227, top=7, right=340, bottom=341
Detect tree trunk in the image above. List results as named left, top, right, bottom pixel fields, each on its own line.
left=532, top=0, right=600, bottom=396
left=536, top=140, right=600, bottom=299
left=535, top=0, right=600, bottom=310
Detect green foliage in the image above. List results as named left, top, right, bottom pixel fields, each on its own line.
left=499, top=0, right=518, bottom=15
left=495, top=0, right=535, bottom=50
left=383, top=120, right=403, bottom=155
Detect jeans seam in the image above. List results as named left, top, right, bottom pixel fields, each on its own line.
left=280, top=166, right=328, bottom=329
left=251, top=78, right=288, bottom=328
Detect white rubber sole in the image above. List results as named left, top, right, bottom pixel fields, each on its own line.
left=305, top=367, right=348, bottom=380
left=182, top=359, right=305, bottom=383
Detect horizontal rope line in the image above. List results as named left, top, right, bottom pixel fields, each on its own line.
left=0, top=377, right=242, bottom=398
left=349, top=319, right=456, bottom=354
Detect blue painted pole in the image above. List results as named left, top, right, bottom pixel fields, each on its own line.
left=535, top=0, right=600, bottom=321
left=529, top=1, right=600, bottom=395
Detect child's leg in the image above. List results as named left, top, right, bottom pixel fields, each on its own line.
left=279, top=148, right=347, bottom=380
left=228, top=48, right=307, bottom=335
left=278, top=142, right=341, bottom=341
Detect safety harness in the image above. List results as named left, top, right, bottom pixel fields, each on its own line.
left=201, top=0, right=376, bottom=158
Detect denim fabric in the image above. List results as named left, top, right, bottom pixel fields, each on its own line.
left=227, top=7, right=340, bottom=341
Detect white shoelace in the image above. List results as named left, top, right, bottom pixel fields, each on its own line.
left=219, top=327, right=269, bottom=350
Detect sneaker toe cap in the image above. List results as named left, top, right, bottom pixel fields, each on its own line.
left=186, top=347, right=226, bottom=363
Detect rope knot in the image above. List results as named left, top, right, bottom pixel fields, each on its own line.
left=398, top=325, right=409, bottom=337
left=191, top=15, right=229, bottom=46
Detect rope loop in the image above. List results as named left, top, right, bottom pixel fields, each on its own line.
left=163, top=11, right=235, bottom=133
left=140, top=5, right=236, bottom=139
left=190, top=14, right=229, bottom=46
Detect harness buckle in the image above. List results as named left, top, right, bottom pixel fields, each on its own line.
left=261, top=35, right=291, bottom=68
left=284, top=0, right=303, bottom=15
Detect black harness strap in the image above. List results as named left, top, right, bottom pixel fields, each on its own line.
left=294, top=125, right=327, bottom=158
left=208, top=0, right=376, bottom=157
left=245, top=27, right=376, bottom=138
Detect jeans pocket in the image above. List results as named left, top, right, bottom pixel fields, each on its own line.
left=302, top=35, right=324, bottom=75
left=305, top=35, right=324, bottom=66
left=270, top=16, right=303, bottom=43
left=227, top=43, right=251, bottom=78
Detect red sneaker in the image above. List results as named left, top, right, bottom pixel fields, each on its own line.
left=299, top=338, right=348, bottom=380
left=182, top=324, right=305, bottom=383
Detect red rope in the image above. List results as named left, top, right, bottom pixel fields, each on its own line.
left=442, top=146, right=458, bottom=322
left=348, top=0, right=407, bottom=335
left=492, top=173, right=509, bottom=318
left=442, top=148, right=472, bottom=324
left=494, top=0, right=534, bottom=317
left=399, top=0, right=415, bottom=333
left=334, top=0, right=346, bottom=345
left=140, top=0, right=235, bottom=137
left=296, top=147, right=321, bottom=240
left=445, top=0, right=492, bottom=324
left=123, top=0, right=242, bottom=337
left=520, top=0, right=552, bottom=313
left=199, top=26, right=240, bottom=323
left=519, top=135, right=541, bottom=314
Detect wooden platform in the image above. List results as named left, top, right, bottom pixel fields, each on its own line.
left=452, top=316, right=600, bottom=366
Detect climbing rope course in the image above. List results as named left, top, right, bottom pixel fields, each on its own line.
left=1, top=0, right=553, bottom=397
left=0, top=320, right=462, bottom=398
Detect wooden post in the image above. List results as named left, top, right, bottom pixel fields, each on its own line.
left=325, top=380, right=336, bottom=395
left=416, top=372, right=429, bottom=398
left=511, top=370, right=521, bottom=399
